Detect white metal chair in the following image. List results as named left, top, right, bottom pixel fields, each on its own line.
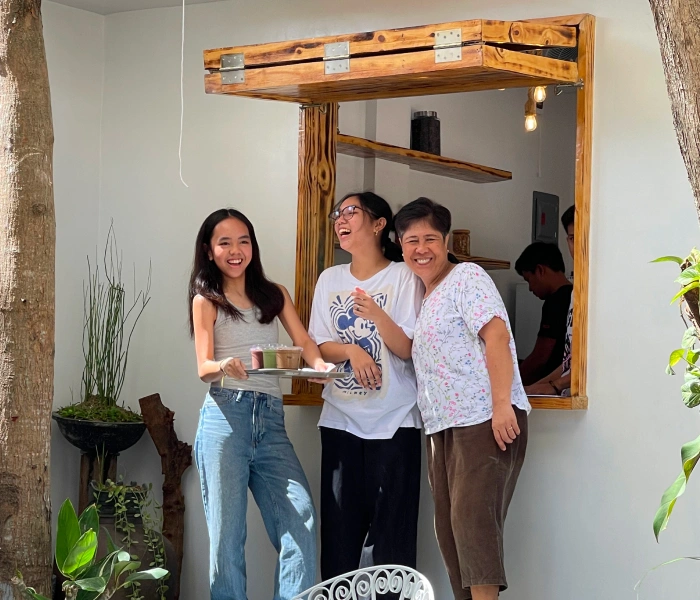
left=292, top=565, right=434, bottom=600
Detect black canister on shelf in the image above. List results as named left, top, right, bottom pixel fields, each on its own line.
left=410, top=110, right=441, bottom=155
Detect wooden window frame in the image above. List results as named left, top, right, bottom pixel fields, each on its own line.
left=251, top=14, right=594, bottom=410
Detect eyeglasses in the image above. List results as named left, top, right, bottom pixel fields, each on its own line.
left=329, top=205, right=364, bottom=222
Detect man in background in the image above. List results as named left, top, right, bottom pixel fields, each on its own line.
left=525, top=206, right=575, bottom=395
left=515, top=237, right=573, bottom=386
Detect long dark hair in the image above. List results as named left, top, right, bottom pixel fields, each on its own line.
left=337, top=191, right=403, bottom=262
left=188, top=208, right=284, bottom=335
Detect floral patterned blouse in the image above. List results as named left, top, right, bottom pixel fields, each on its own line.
left=412, top=263, right=531, bottom=435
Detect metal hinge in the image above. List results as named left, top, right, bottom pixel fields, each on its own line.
left=434, top=28, right=462, bottom=63
left=554, top=79, right=585, bottom=95
left=324, top=41, right=350, bottom=75
left=220, top=53, right=245, bottom=84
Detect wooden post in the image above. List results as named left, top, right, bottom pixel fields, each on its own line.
left=523, top=14, right=595, bottom=410
left=291, top=103, right=338, bottom=400
left=78, top=452, right=117, bottom=513
left=570, top=15, right=594, bottom=407
left=139, top=394, right=192, bottom=600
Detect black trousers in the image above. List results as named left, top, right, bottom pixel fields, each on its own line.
left=320, top=426, right=422, bottom=580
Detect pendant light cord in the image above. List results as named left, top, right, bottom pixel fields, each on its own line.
left=179, top=0, right=189, bottom=187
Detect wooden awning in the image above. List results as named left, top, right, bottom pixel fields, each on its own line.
left=204, top=19, right=579, bottom=103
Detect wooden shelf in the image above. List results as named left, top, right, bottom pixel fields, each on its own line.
left=453, top=254, right=510, bottom=270
left=529, top=395, right=588, bottom=410
left=284, top=394, right=588, bottom=410
left=284, top=394, right=323, bottom=407
left=337, top=134, right=511, bottom=184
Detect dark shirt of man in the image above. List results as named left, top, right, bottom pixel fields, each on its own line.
left=537, top=283, right=573, bottom=380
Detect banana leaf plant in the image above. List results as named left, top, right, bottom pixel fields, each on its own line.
left=652, top=250, right=700, bottom=540
left=11, top=499, right=167, bottom=600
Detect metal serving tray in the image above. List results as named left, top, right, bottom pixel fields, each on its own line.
left=245, top=368, right=349, bottom=379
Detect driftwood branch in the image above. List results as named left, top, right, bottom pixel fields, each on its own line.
left=139, top=394, right=192, bottom=600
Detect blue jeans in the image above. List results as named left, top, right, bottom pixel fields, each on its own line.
left=195, top=389, right=317, bottom=600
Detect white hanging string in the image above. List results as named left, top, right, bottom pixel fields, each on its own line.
left=179, top=0, right=189, bottom=187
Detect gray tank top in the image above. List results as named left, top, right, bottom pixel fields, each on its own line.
left=213, top=305, right=282, bottom=399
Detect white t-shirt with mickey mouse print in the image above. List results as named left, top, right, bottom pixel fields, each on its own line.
left=309, top=261, right=424, bottom=439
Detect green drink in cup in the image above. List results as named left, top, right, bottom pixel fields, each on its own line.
left=262, top=344, right=279, bottom=368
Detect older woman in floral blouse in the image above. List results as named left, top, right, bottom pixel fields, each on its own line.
left=394, top=197, right=531, bottom=600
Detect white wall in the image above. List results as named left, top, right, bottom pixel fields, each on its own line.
left=45, top=0, right=700, bottom=598
left=98, top=8, right=308, bottom=600
left=44, top=1, right=104, bottom=524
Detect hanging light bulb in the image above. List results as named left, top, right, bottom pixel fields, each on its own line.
left=525, top=114, right=538, bottom=131
left=533, top=85, right=547, bottom=103
left=524, top=88, right=538, bottom=132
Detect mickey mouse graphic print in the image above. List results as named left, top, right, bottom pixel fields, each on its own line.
left=328, top=290, right=388, bottom=394
left=309, top=262, right=424, bottom=439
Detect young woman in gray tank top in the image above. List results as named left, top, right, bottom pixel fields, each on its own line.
left=189, top=208, right=332, bottom=600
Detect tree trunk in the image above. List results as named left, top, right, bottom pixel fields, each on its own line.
left=648, top=0, right=700, bottom=220
left=0, top=0, right=55, bottom=597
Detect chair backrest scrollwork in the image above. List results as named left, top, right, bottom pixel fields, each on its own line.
left=292, top=565, right=434, bottom=600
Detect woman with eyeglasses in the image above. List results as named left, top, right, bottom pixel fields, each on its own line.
left=308, top=192, right=424, bottom=580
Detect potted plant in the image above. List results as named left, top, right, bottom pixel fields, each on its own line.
left=91, top=477, right=175, bottom=600
left=53, top=223, right=151, bottom=456
left=12, top=498, right=167, bottom=600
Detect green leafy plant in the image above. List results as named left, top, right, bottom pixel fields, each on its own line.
left=651, top=250, right=700, bottom=540
left=93, top=478, right=169, bottom=600
left=58, top=223, right=151, bottom=423
left=11, top=499, right=167, bottom=600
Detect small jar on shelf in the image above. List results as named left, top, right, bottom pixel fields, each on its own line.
left=452, top=229, right=471, bottom=256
